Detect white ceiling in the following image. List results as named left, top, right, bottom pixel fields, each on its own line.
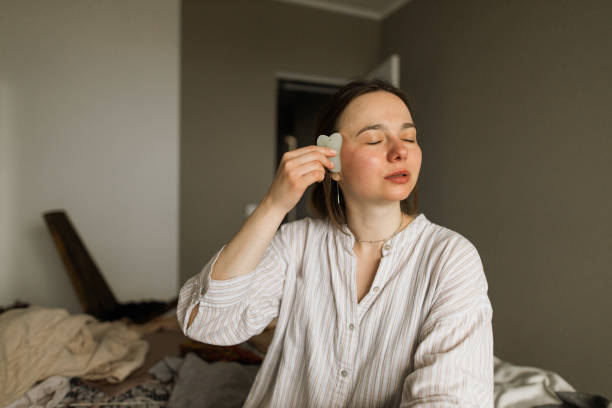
left=274, top=0, right=412, bottom=21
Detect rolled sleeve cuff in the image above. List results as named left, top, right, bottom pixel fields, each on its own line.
left=196, top=244, right=258, bottom=306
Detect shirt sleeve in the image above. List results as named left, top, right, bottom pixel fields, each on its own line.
left=176, top=222, right=292, bottom=346
left=399, top=237, right=494, bottom=407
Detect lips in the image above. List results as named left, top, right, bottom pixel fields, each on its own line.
left=385, top=170, right=410, bottom=178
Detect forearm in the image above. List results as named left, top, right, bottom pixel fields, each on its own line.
left=211, top=197, right=286, bottom=280
left=182, top=143, right=332, bottom=333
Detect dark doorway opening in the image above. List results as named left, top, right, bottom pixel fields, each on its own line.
left=276, top=79, right=342, bottom=224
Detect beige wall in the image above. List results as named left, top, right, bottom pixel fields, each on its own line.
left=0, top=0, right=180, bottom=312
left=180, top=1, right=381, bottom=283
left=382, top=0, right=612, bottom=395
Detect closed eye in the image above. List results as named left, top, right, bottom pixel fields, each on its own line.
left=367, top=140, right=416, bottom=145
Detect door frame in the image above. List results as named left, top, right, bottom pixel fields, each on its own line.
left=275, top=71, right=349, bottom=87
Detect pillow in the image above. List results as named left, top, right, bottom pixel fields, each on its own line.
left=167, top=353, right=259, bottom=408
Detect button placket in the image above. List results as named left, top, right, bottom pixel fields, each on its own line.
left=340, top=299, right=358, bottom=384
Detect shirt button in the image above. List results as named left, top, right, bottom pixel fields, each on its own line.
left=372, top=286, right=380, bottom=293
left=341, top=370, right=348, bottom=377
left=383, top=244, right=391, bottom=251
left=349, top=323, right=354, bottom=331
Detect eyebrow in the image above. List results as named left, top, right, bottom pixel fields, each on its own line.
left=355, top=122, right=416, bottom=137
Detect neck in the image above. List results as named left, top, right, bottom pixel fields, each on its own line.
left=345, top=205, right=405, bottom=245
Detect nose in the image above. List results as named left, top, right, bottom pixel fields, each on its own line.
left=387, top=138, right=409, bottom=161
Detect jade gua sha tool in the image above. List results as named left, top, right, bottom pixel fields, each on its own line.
left=316, top=132, right=342, bottom=173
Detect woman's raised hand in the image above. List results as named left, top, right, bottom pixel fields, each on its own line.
left=263, top=145, right=337, bottom=216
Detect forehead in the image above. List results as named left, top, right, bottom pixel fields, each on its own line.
left=337, top=91, right=412, bottom=129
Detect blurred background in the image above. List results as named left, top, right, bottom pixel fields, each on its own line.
left=0, top=0, right=610, bottom=396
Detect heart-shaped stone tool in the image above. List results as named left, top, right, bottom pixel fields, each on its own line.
left=316, top=132, right=342, bottom=173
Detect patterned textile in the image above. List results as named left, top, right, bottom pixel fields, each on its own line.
left=57, top=377, right=172, bottom=407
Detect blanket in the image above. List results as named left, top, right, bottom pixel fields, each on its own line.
left=0, top=307, right=148, bottom=406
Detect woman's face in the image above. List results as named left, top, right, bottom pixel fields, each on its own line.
left=332, top=91, right=422, bottom=207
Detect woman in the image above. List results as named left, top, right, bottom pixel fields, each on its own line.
left=177, top=80, right=494, bottom=407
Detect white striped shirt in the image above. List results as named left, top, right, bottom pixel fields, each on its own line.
left=177, top=213, right=494, bottom=407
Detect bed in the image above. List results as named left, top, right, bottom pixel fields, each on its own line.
left=1, top=305, right=609, bottom=408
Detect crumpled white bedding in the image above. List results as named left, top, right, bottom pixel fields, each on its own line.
left=494, top=356, right=576, bottom=407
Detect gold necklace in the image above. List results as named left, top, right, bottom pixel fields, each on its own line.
left=348, top=213, right=404, bottom=243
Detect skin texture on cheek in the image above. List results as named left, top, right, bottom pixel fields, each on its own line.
left=340, top=143, right=384, bottom=200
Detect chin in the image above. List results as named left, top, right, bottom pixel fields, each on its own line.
left=377, top=193, right=411, bottom=204
left=387, top=187, right=414, bottom=200
left=354, top=184, right=414, bottom=203
left=393, top=195, right=411, bottom=203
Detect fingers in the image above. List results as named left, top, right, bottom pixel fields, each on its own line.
left=305, top=169, right=326, bottom=184
left=283, top=145, right=336, bottom=160
left=267, top=146, right=333, bottom=213
left=294, top=160, right=328, bottom=178
left=283, top=146, right=336, bottom=171
left=281, top=147, right=336, bottom=173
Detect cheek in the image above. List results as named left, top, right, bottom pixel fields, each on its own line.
left=411, top=148, right=422, bottom=166
left=342, top=149, right=381, bottom=177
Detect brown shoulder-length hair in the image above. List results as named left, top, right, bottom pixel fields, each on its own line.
left=309, top=79, right=420, bottom=231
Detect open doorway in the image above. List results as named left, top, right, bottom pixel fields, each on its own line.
left=276, top=77, right=343, bottom=224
